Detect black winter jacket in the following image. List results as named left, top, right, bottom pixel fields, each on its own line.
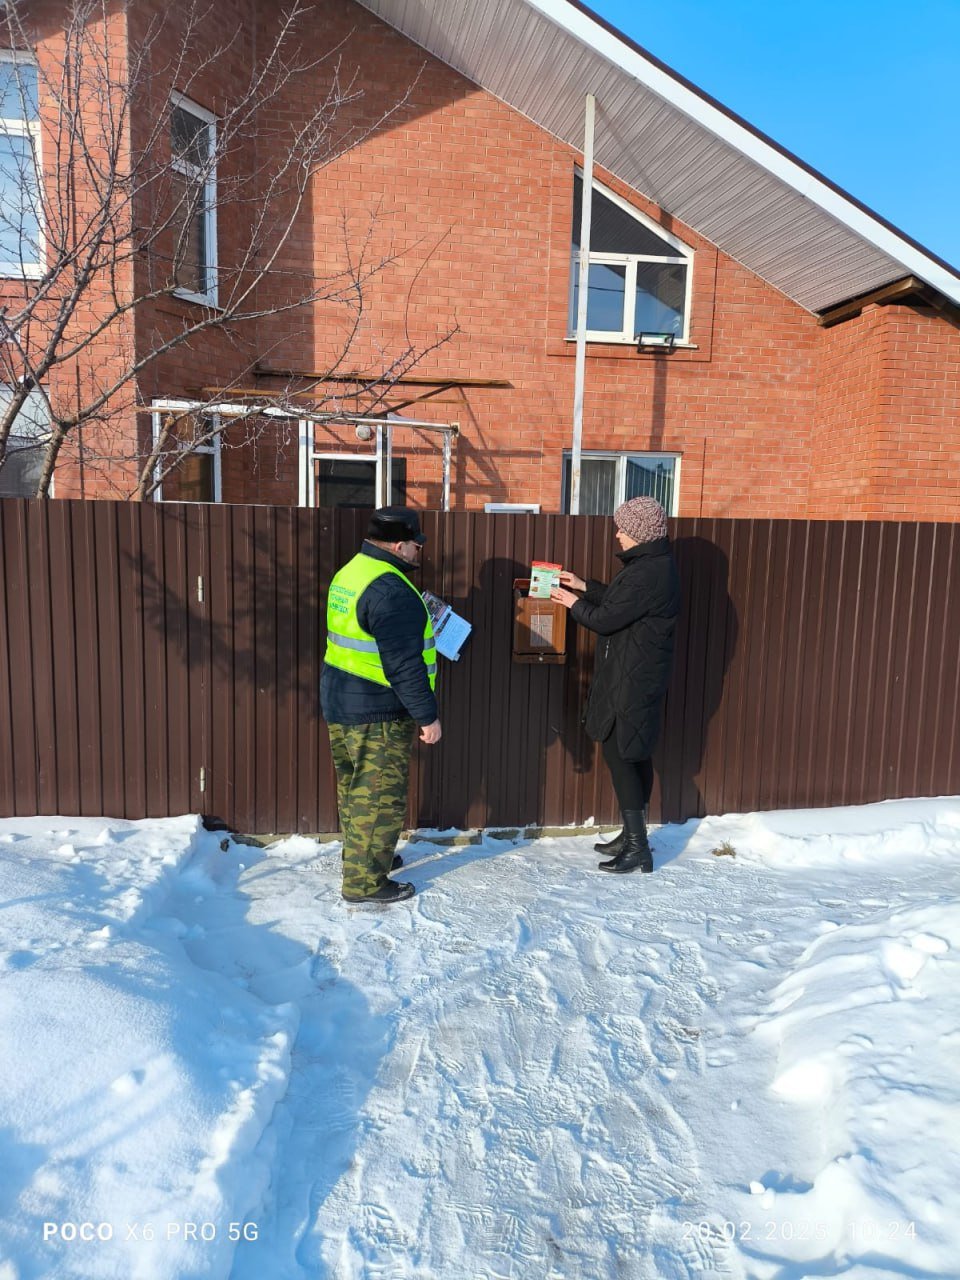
left=320, top=542, right=439, bottom=727
left=571, top=536, right=681, bottom=761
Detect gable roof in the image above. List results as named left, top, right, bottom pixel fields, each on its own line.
left=355, top=0, right=960, bottom=314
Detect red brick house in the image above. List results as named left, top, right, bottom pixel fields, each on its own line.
left=3, top=0, right=959, bottom=519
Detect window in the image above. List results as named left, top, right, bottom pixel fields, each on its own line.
left=0, top=52, right=41, bottom=276
left=0, top=385, right=49, bottom=497
left=561, top=451, right=679, bottom=516
left=151, top=404, right=221, bottom=502
left=569, top=173, right=692, bottom=343
left=170, top=94, right=217, bottom=303
left=315, top=456, right=407, bottom=508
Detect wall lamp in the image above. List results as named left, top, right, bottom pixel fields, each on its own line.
left=636, top=331, right=676, bottom=352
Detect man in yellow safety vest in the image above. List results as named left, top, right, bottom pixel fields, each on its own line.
left=321, top=507, right=441, bottom=904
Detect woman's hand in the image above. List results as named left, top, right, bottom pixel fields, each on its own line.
left=558, top=570, right=586, bottom=591
left=550, top=586, right=579, bottom=609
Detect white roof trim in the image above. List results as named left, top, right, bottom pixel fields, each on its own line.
left=531, top=0, right=960, bottom=307
left=356, top=0, right=960, bottom=312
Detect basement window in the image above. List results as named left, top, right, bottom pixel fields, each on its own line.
left=569, top=172, right=692, bottom=344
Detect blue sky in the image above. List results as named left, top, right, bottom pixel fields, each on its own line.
left=590, top=0, right=960, bottom=269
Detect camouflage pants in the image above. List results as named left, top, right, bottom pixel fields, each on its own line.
left=327, top=718, right=414, bottom=898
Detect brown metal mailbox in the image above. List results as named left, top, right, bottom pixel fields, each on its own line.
left=512, top=578, right=567, bottom=663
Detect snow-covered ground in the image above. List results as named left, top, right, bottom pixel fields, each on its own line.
left=1, top=798, right=959, bottom=1280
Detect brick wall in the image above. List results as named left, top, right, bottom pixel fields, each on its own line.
left=273, top=0, right=955, bottom=520
left=808, top=309, right=885, bottom=518
left=1, top=1, right=140, bottom=498
left=128, top=0, right=280, bottom=504
left=7, top=0, right=958, bottom=519
left=811, top=303, right=960, bottom=520
left=867, top=305, right=960, bottom=520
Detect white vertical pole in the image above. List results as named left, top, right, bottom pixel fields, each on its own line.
left=442, top=428, right=453, bottom=510
left=150, top=410, right=164, bottom=503
left=375, top=423, right=385, bottom=506
left=212, top=415, right=223, bottom=503
left=385, top=421, right=393, bottom=506
left=297, top=418, right=311, bottom=507
left=571, top=93, right=596, bottom=516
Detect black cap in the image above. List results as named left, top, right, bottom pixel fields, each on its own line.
left=366, top=506, right=427, bottom=545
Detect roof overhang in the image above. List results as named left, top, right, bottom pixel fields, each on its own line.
left=355, top=0, right=960, bottom=314
left=818, top=276, right=960, bottom=328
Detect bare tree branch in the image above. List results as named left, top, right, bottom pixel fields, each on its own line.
left=0, top=0, right=455, bottom=499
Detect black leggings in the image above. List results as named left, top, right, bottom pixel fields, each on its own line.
left=602, top=730, right=654, bottom=813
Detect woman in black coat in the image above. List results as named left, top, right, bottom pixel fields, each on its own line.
left=551, top=496, right=681, bottom=874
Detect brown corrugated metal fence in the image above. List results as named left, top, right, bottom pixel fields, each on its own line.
left=1, top=500, right=958, bottom=831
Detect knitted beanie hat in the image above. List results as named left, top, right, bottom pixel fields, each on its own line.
left=613, top=496, right=668, bottom=544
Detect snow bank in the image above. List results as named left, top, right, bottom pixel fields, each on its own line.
left=738, top=898, right=960, bottom=1277
left=695, top=794, right=960, bottom=870
left=0, top=818, right=296, bottom=1280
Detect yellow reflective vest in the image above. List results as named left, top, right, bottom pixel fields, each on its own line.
left=324, top=552, right=437, bottom=690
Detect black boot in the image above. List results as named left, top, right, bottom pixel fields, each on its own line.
left=594, top=806, right=648, bottom=856
left=594, top=827, right=625, bottom=854
left=598, top=809, right=653, bottom=874
left=343, top=879, right=415, bottom=905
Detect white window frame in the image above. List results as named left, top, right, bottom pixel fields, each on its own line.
left=569, top=171, right=694, bottom=345
left=169, top=92, right=218, bottom=307
left=309, top=450, right=399, bottom=509
left=0, top=49, right=43, bottom=278
left=150, top=399, right=222, bottom=502
left=561, top=449, right=681, bottom=516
